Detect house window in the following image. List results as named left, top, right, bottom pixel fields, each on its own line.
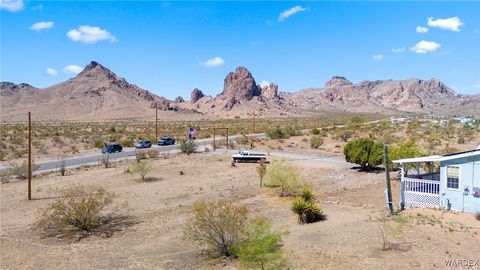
left=446, top=166, right=460, bottom=189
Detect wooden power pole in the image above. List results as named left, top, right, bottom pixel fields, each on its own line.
left=155, top=106, right=158, bottom=140
left=27, top=112, right=32, bottom=200
left=384, top=145, right=394, bottom=215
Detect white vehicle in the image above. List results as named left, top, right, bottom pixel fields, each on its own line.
left=232, top=150, right=267, bottom=163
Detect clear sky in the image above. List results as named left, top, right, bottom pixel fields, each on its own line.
left=1, top=0, right=480, bottom=99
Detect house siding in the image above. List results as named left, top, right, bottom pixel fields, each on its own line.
left=439, top=155, right=480, bottom=213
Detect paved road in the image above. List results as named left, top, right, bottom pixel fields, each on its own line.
left=5, top=133, right=267, bottom=173
left=2, top=119, right=383, bottom=173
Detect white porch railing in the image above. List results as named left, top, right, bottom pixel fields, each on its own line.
left=402, top=177, right=440, bottom=209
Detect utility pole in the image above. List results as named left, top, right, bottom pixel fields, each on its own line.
left=27, top=112, right=32, bottom=200
left=384, top=145, right=394, bottom=215
left=155, top=106, right=158, bottom=140
left=253, top=105, right=256, bottom=134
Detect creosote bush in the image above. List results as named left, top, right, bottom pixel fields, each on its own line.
left=180, top=139, right=198, bottom=155
left=310, top=135, right=323, bottom=149
left=34, top=185, right=127, bottom=239
left=184, top=200, right=287, bottom=267
left=129, top=160, right=152, bottom=181
left=264, top=161, right=301, bottom=197
left=9, top=160, right=40, bottom=179
left=237, top=218, right=288, bottom=270
left=183, top=200, right=249, bottom=257
left=146, top=149, right=159, bottom=159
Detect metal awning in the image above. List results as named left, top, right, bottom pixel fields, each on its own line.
left=393, top=149, right=480, bottom=164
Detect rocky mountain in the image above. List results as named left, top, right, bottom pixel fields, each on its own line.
left=0, top=61, right=200, bottom=121
left=288, top=76, right=468, bottom=114
left=1, top=61, right=477, bottom=121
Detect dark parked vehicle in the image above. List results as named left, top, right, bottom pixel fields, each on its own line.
left=135, top=140, right=152, bottom=149
left=102, top=144, right=123, bottom=154
left=157, top=137, right=176, bottom=146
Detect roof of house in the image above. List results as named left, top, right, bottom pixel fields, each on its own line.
left=392, top=148, right=480, bottom=164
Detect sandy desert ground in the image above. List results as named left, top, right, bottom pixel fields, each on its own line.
left=1, top=147, right=479, bottom=270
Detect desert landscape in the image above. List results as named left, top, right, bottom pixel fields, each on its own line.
left=2, top=1, right=480, bottom=269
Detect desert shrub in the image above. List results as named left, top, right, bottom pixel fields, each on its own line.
left=389, top=140, right=427, bottom=170
left=457, top=136, right=465, bottom=144
left=92, top=138, right=105, bottom=149
left=34, top=185, right=126, bottom=239
left=256, top=160, right=267, bottom=187
left=336, top=130, right=353, bottom=142
left=59, top=158, right=66, bottom=176
left=343, top=137, right=383, bottom=171
left=0, top=169, right=14, bottom=183
left=184, top=200, right=249, bottom=257
left=146, top=149, right=159, bottom=159
left=347, top=116, right=362, bottom=129
left=135, top=150, right=147, bottom=162
left=70, top=145, right=79, bottom=154
left=236, top=135, right=250, bottom=145
left=311, top=128, right=320, bottom=135
left=237, top=218, right=288, bottom=270
left=9, top=160, right=40, bottom=179
left=264, top=161, right=301, bottom=197
left=180, top=139, right=198, bottom=155
left=310, top=135, right=323, bottom=149
left=129, top=160, right=151, bottom=181
left=100, top=153, right=113, bottom=168
left=299, top=185, right=315, bottom=202
left=284, top=127, right=301, bottom=137
left=266, top=128, right=289, bottom=140
left=119, top=139, right=134, bottom=147
left=291, top=197, right=324, bottom=224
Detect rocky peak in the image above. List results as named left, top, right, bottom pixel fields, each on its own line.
left=221, top=66, right=262, bottom=109
left=324, top=76, right=353, bottom=88
left=175, top=96, right=185, bottom=103
left=191, top=88, right=205, bottom=103
left=76, top=61, right=116, bottom=80
left=261, top=83, right=279, bottom=99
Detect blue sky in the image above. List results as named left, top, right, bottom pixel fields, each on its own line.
left=1, top=1, right=479, bottom=99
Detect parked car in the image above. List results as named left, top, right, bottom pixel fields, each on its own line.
left=102, top=144, right=123, bottom=154
left=157, top=137, right=176, bottom=146
left=135, top=140, right=152, bottom=149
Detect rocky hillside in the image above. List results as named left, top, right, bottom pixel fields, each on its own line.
left=0, top=61, right=200, bottom=121
left=1, top=61, right=477, bottom=121
left=288, top=76, right=469, bottom=114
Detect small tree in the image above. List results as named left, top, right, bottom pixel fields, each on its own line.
left=310, top=135, right=323, bottom=149
left=184, top=200, right=248, bottom=257
left=237, top=218, right=288, bottom=270
left=256, top=160, right=267, bottom=187
left=311, top=128, right=320, bottom=135
left=180, top=139, right=198, bottom=155
left=264, top=161, right=301, bottom=197
left=129, top=160, right=151, bottom=181
left=343, top=137, right=383, bottom=171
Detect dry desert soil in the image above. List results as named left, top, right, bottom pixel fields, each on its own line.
left=1, top=148, right=479, bottom=270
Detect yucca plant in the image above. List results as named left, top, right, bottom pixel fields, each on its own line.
left=300, top=185, right=315, bottom=202
left=291, top=197, right=324, bottom=224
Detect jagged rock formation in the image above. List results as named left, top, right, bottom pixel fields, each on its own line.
left=261, top=83, right=279, bottom=99
left=219, top=66, right=262, bottom=109
left=174, top=96, right=185, bottom=103
left=1, top=63, right=478, bottom=121
left=190, top=88, right=204, bottom=103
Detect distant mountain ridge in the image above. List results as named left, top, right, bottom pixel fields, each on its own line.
left=1, top=61, right=478, bottom=121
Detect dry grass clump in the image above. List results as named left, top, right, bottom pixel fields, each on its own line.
left=34, top=185, right=129, bottom=240
left=264, top=161, right=301, bottom=197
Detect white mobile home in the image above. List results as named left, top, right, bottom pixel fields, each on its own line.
left=393, top=148, right=480, bottom=213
